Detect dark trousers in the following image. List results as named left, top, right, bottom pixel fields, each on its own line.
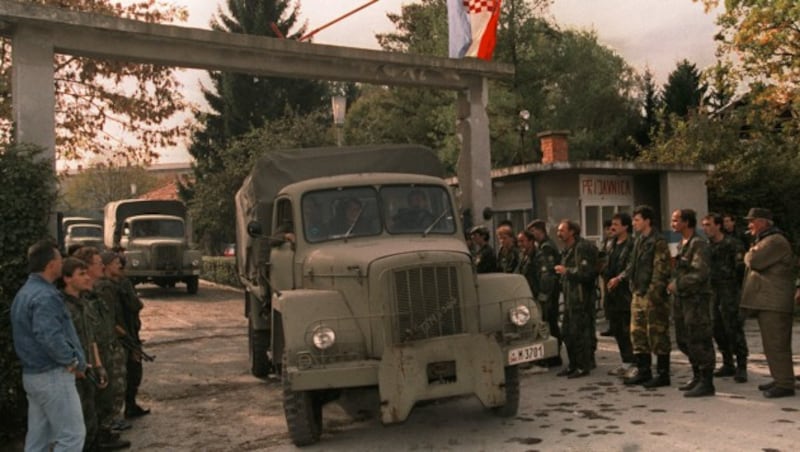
left=609, top=309, right=634, bottom=363
left=564, top=306, right=594, bottom=371
left=542, top=292, right=561, bottom=350
left=756, top=310, right=795, bottom=389
left=126, top=357, right=143, bottom=407
left=711, top=282, right=748, bottom=362
left=674, top=293, right=716, bottom=371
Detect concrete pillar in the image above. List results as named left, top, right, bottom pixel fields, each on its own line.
left=11, top=25, right=57, bottom=236
left=456, top=77, right=492, bottom=229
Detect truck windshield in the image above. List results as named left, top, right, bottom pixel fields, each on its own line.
left=302, top=185, right=455, bottom=243
left=130, top=219, right=184, bottom=238
left=70, top=226, right=102, bottom=238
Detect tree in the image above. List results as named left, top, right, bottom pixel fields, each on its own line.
left=633, top=68, right=661, bottom=148
left=188, top=110, right=333, bottom=253
left=0, top=0, right=191, bottom=165
left=0, top=143, right=58, bottom=441
left=59, top=164, right=160, bottom=213
left=662, top=59, right=707, bottom=118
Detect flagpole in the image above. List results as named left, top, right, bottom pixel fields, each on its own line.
left=299, top=0, right=380, bottom=42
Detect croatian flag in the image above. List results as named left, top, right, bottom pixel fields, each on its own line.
left=448, top=0, right=502, bottom=60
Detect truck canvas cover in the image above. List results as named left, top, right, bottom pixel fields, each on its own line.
left=104, top=199, right=187, bottom=248
left=234, top=144, right=444, bottom=282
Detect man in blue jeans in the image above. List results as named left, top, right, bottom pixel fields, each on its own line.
left=11, top=239, right=87, bottom=452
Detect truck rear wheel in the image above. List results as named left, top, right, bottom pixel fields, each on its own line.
left=248, top=317, right=271, bottom=378
left=186, top=276, right=199, bottom=294
left=282, top=355, right=322, bottom=446
left=492, top=365, right=520, bottom=417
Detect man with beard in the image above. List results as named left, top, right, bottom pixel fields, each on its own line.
left=604, top=213, right=635, bottom=377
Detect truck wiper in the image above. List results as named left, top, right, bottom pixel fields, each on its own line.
left=343, top=207, right=364, bottom=242
left=422, top=208, right=451, bottom=237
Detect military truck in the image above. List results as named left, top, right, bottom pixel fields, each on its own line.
left=235, top=145, right=557, bottom=446
left=104, top=199, right=201, bottom=294
left=61, top=216, right=103, bottom=252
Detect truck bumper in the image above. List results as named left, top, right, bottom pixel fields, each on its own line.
left=125, top=269, right=200, bottom=279
left=286, top=333, right=556, bottom=424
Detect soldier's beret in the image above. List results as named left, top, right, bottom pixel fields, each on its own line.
left=744, top=208, right=773, bottom=221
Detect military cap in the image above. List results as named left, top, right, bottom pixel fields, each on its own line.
left=744, top=208, right=773, bottom=221
left=469, top=225, right=490, bottom=240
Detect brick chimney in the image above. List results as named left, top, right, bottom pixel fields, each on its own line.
left=538, top=130, right=570, bottom=164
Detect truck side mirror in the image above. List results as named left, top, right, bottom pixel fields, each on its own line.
left=247, top=221, right=263, bottom=237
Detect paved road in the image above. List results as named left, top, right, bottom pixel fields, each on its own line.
left=126, top=282, right=800, bottom=451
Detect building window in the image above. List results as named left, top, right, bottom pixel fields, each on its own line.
left=583, top=204, right=631, bottom=242
left=492, top=209, right=534, bottom=233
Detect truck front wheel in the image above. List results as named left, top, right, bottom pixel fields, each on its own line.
left=248, top=317, right=271, bottom=378
left=282, top=355, right=322, bottom=446
left=186, top=276, right=199, bottom=294
left=492, top=365, right=520, bottom=417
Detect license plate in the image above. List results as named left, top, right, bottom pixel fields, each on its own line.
left=508, top=343, right=545, bottom=365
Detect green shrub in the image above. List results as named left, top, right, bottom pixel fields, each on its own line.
left=0, top=143, right=58, bottom=441
left=201, top=257, right=242, bottom=288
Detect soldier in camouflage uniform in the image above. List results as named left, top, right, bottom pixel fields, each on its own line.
left=604, top=213, right=635, bottom=376
left=469, top=226, right=496, bottom=274
left=668, top=209, right=716, bottom=397
left=496, top=225, right=520, bottom=273
left=61, top=257, right=108, bottom=451
left=617, top=205, right=672, bottom=387
left=516, top=230, right=537, bottom=293
left=528, top=220, right=562, bottom=367
left=554, top=220, right=598, bottom=378
left=701, top=213, right=748, bottom=383
left=74, top=247, right=131, bottom=449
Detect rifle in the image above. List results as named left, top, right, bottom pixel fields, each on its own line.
left=114, top=325, right=156, bottom=362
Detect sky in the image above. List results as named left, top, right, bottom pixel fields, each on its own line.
left=152, top=0, right=723, bottom=163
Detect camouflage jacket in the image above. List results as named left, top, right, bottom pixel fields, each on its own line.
left=603, top=237, right=634, bottom=310
left=533, top=237, right=561, bottom=303
left=85, top=289, right=115, bottom=347
left=708, top=234, right=744, bottom=284
left=93, top=277, right=125, bottom=340
left=560, top=238, right=599, bottom=309
left=672, top=233, right=711, bottom=297
left=621, top=230, right=671, bottom=300
left=497, top=246, right=520, bottom=273
left=62, top=291, right=97, bottom=360
left=118, top=277, right=143, bottom=339
left=473, top=244, right=497, bottom=274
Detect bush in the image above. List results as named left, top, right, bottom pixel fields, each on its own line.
left=0, top=143, right=58, bottom=441
left=201, top=257, right=242, bottom=288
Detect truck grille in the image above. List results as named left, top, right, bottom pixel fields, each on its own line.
left=394, top=265, right=462, bottom=343
left=153, top=244, right=181, bottom=270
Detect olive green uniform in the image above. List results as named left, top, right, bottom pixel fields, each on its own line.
left=672, top=233, right=716, bottom=371
left=709, top=234, right=748, bottom=369
left=92, top=278, right=127, bottom=429
left=560, top=238, right=599, bottom=372
left=118, top=276, right=145, bottom=413
left=63, top=291, right=99, bottom=450
left=497, top=246, right=520, bottom=273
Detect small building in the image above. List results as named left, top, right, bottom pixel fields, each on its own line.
left=464, top=131, right=713, bottom=246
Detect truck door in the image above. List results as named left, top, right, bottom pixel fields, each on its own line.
left=270, top=198, right=296, bottom=291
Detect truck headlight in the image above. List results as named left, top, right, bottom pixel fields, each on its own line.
left=191, top=259, right=200, bottom=267
left=130, top=258, right=141, bottom=268
left=311, top=326, right=336, bottom=350
left=508, top=305, right=531, bottom=326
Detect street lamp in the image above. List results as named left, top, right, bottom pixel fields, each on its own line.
left=517, top=110, right=530, bottom=163
left=332, top=95, right=347, bottom=146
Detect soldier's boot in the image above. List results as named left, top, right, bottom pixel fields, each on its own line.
left=713, top=353, right=736, bottom=377
left=734, top=356, right=748, bottom=383
left=684, top=368, right=715, bottom=397
left=678, top=365, right=700, bottom=391
left=642, top=354, right=671, bottom=388
left=623, top=353, right=652, bottom=386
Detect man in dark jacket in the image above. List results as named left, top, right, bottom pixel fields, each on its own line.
left=554, top=220, right=598, bottom=378
left=469, top=226, right=496, bottom=274
left=740, top=208, right=796, bottom=398
left=528, top=220, right=562, bottom=367
left=604, top=213, right=635, bottom=377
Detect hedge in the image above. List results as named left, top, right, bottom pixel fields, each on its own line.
left=201, top=256, right=242, bottom=288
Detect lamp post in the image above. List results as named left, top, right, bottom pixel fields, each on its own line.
left=332, top=95, right=347, bottom=146
left=517, top=109, right=530, bottom=163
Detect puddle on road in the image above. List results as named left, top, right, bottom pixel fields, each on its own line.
left=561, top=428, right=576, bottom=435
left=649, top=409, right=667, bottom=413
left=516, top=416, right=535, bottom=422
left=505, top=437, right=543, bottom=445
left=781, top=407, right=798, bottom=412
left=774, top=419, right=794, bottom=424
left=631, top=420, right=645, bottom=425
left=650, top=431, right=667, bottom=436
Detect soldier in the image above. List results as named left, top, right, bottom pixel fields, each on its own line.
left=108, top=254, right=150, bottom=418
left=496, top=225, right=520, bottom=273
left=701, top=213, right=748, bottom=383
left=723, top=213, right=750, bottom=250
left=528, top=220, right=562, bottom=367
left=516, top=230, right=537, bottom=293
left=614, top=205, right=671, bottom=387
left=604, top=213, right=635, bottom=377
left=74, top=247, right=131, bottom=450
left=668, top=209, right=716, bottom=397
left=61, top=257, right=109, bottom=451
left=469, top=226, right=496, bottom=274
left=599, top=220, right=615, bottom=337
left=554, top=220, right=598, bottom=378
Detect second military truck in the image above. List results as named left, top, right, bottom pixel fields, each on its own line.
left=104, top=199, right=201, bottom=294
left=235, top=145, right=557, bottom=446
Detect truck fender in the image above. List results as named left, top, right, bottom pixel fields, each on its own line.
left=476, top=273, right=541, bottom=333
left=272, top=289, right=364, bottom=365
